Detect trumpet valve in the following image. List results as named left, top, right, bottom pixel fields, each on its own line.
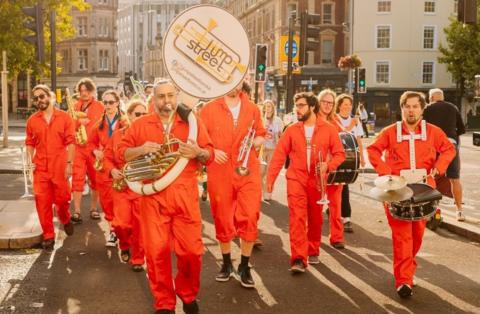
left=235, top=166, right=250, bottom=176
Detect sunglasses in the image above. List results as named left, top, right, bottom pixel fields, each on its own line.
left=33, top=94, right=47, bottom=102
left=134, top=112, right=146, bottom=117
left=103, top=100, right=117, bottom=106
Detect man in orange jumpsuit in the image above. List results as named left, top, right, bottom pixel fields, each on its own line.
left=71, top=78, right=104, bottom=223
left=200, top=84, right=266, bottom=288
left=103, top=100, right=146, bottom=271
left=316, top=89, right=347, bottom=249
left=26, top=84, right=75, bottom=250
left=118, top=80, right=214, bottom=314
left=367, top=91, right=455, bottom=298
left=266, top=92, right=345, bottom=272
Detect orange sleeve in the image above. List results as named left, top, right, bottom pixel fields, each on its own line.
left=118, top=123, right=138, bottom=164
left=25, top=118, right=36, bottom=147
left=103, top=136, right=115, bottom=177
left=367, top=128, right=393, bottom=176
left=267, top=128, right=292, bottom=187
left=327, top=128, right=346, bottom=172
left=89, top=125, right=100, bottom=152
left=433, top=127, right=456, bottom=175
left=196, top=116, right=215, bottom=165
left=63, top=114, right=75, bottom=146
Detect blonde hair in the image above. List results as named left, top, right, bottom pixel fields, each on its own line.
left=317, top=89, right=337, bottom=121
left=400, top=91, right=427, bottom=109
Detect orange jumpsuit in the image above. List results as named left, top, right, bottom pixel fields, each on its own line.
left=103, top=128, right=144, bottom=265
left=90, top=116, right=120, bottom=222
left=25, top=109, right=75, bottom=240
left=267, top=119, right=345, bottom=266
left=118, top=112, right=214, bottom=311
left=72, top=99, right=104, bottom=192
left=200, top=92, right=266, bottom=243
left=367, top=121, right=455, bottom=288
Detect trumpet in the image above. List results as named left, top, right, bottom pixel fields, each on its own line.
left=66, top=88, right=88, bottom=146
left=20, top=146, right=34, bottom=198
left=236, top=120, right=256, bottom=176
left=314, top=145, right=329, bottom=205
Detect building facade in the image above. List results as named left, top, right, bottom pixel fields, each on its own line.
left=353, top=0, right=458, bottom=125
left=117, top=0, right=199, bottom=84
left=57, top=0, right=119, bottom=93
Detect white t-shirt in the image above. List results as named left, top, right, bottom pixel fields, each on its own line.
left=337, top=114, right=364, bottom=137
left=264, top=116, right=283, bottom=149
left=304, top=125, right=315, bottom=170
left=228, top=101, right=241, bottom=128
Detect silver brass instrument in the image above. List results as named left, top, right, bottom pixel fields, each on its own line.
left=236, top=120, right=256, bottom=176
left=20, top=146, right=34, bottom=198
left=314, top=145, right=329, bottom=205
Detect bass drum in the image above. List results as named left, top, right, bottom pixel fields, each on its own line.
left=389, top=183, right=442, bottom=221
left=327, top=132, right=360, bottom=185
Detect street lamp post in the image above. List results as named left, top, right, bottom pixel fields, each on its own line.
left=285, top=12, right=295, bottom=114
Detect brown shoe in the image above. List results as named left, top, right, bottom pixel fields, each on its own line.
left=64, top=220, right=74, bottom=236
left=42, top=239, right=55, bottom=251
left=332, top=242, right=345, bottom=249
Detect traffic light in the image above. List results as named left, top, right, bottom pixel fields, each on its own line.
left=22, top=3, right=45, bottom=63
left=357, top=68, right=367, bottom=94
left=299, top=11, right=321, bottom=66
left=255, top=44, right=268, bottom=82
left=458, top=0, right=477, bottom=24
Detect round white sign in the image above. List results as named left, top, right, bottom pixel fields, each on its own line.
left=163, top=5, right=251, bottom=99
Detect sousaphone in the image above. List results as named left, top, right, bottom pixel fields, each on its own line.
left=123, top=4, right=250, bottom=195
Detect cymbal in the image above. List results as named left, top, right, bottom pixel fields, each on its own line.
left=369, top=186, right=413, bottom=202
left=374, top=175, right=407, bottom=191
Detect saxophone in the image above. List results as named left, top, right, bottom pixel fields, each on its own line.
left=66, top=88, right=88, bottom=146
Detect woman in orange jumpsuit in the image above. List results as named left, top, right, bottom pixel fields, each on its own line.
left=103, top=100, right=146, bottom=271
left=367, top=91, right=455, bottom=298
left=267, top=92, right=345, bottom=272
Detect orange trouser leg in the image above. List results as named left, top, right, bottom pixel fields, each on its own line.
left=96, top=177, right=114, bottom=221
left=326, top=184, right=344, bottom=244
left=233, top=176, right=261, bottom=242
left=34, top=173, right=55, bottom=240
left=385, top=206, right=426, bottom=288
left=208, top=178, right=235, bottom=242
left=130, top=199, right=145, bottom=265
left=112, top=190, right=132, bottom=250
left=52, top=173, right=72, bottom=225
left=306, top=179, right=324, bottom=257
left=72, top=147, right=97, bottom=191
left=286, top=179, right=309, bottom=266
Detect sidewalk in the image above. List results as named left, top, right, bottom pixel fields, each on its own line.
left=0, top=199, right=42, bottom=249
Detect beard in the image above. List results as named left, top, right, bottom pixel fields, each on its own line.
left=37, top=100, right=49, bottom=111
left=405, top=115, right=420, bottom=125
left=297, top=108, right=312, bottom=122
left=158, top=102, right=176, bottom=114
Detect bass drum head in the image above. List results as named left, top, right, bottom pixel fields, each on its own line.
left=327, top=132, right=360, bottom=184
left=389, top=183, right=441, bottom=221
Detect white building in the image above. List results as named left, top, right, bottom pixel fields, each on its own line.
left=117, top=0, right=199, bottom=83
left=353, top=0, right=458, bottom=125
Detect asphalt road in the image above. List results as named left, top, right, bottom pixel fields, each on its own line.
left=1, top=175, right=479, bottom=314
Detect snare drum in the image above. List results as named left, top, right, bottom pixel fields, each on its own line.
left=388, top=183, right=442, bottom=221
left=327, top=132, right=360, bottom=185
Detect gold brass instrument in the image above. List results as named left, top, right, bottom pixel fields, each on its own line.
left=94, top=153, right=103, bottom=171
left=112, top=177, right=127, bottom=192
left=236, top=120, right=256, bottom=176
left=314, top=145, right=329, bottom=205
left=66, top=88, right=88, bottom=146
left=20, top=146, right=34, bottom=198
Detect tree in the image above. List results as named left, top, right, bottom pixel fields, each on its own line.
left=438, top=7, right=480, bottom=109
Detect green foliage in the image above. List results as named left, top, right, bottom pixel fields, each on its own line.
left=0, top=0, right=89, bottom=77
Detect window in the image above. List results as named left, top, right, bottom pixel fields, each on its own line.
left=62, top=49, right=70, bottom=72
left=376, top=61, right=390, bottom=84
left=423, top=26, right=435, bottom=49
left=287, top=3, right=297, bottom=20
left=98, top=0, right=107, bottom=4
left=422, top=61, right=434, bottom=84
left=99, top=50, right=109, bottom=71
left=77, top=17, right=87, bottom=37
left=322, top=3, right=333, bottom=24
left=321, top=39, right=333, bottom=64
left=78, top=49, right=88, bottom=71
left=377, top=1, right=391, bottom=13
left=99, top=17, right=109, bottom=37
left=424, top=1, right=435, bottom=14
left=376, top=25, right=391, bottom=49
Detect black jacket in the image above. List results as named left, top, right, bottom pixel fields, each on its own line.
left=423, top=101, right=466, bottom=142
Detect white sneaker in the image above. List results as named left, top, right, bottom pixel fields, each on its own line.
left=82, top=183, right=90, bottom=196
left=105, top=232, right=118, bottom=247
left=456, top=210, right=466, bottom=222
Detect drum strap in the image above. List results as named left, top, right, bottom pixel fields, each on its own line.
left=396, top=120, right=426, bottom=169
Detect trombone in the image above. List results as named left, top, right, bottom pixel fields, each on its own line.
left=314, top=145, right=329, bottom=205
left=236, top=120, right=256, bottom=176
left=20, top=146, right=34, bottom=198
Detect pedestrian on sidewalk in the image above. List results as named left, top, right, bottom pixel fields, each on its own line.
left=357, top=102, right=369, bottom=138
left=367, top=91, right=456, bottom=298
left=26, top=84, right=76, bottom=250
left=267, top=92, right=345, bottom=273
left=424, top=88, right=466, bottom=221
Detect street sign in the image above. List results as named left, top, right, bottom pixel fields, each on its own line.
left=279, top=35, right=301, bottom=74
left=285, top=41, right=298, bottom=58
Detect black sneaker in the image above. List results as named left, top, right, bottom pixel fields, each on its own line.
left=344, top=221, right=353, bottom=233
left=155, top=310, right=174, bottom=314
left=120, top=249, right=130, bottom=263
left=215, top=263, right=234, bottom=282
left=238, top=264, right=255, bottom=288
left=132, top=264, right=144, bottom=272
left=290, top=259, right=306, bottom=273
left=183, top=300, right=199, bottom=314
left=64, top=221, right=74, bottom=236
left=41, top=239, right=55, bottom=251
left=397, top=284, right=413, bottom=298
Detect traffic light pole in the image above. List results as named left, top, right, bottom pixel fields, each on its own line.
left=50, top=11, right=56, bottom=91
left=353, top=67, right=358, bottom=109
left=286, top=13, right=295, bottom=114
left=254, top=82, right=259, bottom=103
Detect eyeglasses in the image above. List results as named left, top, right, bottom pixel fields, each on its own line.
left=320, top=100, right=334, bottom=106
left=134, top=112, right=146, bottom=117
left=103, top=100, right=117, bottom=106
left=33, top=93, right=47, bottom=102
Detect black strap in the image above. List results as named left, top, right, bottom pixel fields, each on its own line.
left=176, top=103, right=191, bottom=123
